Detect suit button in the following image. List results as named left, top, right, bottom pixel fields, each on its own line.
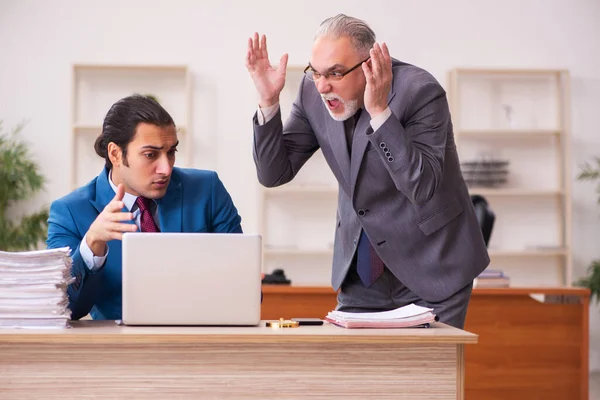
left=358, top=209, right=366, bottom=216
left=385, top=151, right=391, bottom=157
left=388, top=157, right=395, bottom=162
left=380, top=142, right=386, bottom=148
left=383, top=147, right=389, bottom=152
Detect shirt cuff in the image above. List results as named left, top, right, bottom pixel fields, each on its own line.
left=369, top=107, right=392, bottom=132
left=257, top=103, right=280, bottom=125
left=80, top=234, right=109, bottom=271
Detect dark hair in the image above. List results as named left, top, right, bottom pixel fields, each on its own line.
left=94, top=94, right=175, bottom=169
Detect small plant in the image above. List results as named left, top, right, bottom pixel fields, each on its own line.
left=575, top=157, right=600, bottom=304
left=0, top=120, right=48, bottom=251
left=575, top=260, right=600, bottom=304
left=578, top=157, right=600, bottom=203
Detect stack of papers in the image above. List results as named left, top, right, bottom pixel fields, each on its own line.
left=325, top=303, right=438, bottom=329
left=0, top=247, right=74, bottom=329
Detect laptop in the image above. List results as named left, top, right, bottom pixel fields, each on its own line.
left=121, top=232, right=262, bottom=326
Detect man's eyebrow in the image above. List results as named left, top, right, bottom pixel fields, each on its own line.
left=326, top=64, right=345, bottom=71
left=308, top=63, right=344, bottom=72
left=140, top=141, right=179, bottom=151
left=140, top=145, right=163, bottom=150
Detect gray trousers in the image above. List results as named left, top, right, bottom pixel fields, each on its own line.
left=337, top=263, right=473, bottom=329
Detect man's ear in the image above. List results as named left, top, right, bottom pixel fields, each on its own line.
left=107, top=142, right=122, bottom=167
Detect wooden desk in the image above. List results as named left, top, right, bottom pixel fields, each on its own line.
left=261, top=285, right=590, bottom=400
left=0, top=321, right=476, bottom=399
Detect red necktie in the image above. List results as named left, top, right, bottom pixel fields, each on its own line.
left=135, top=197, right=160, bottom=232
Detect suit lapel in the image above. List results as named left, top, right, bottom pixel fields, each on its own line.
left=349, top=110, right=371, bottom=192
left=90, top=167, right=183, bottom=232
left=156, top=172, right=183, bottom=232
left=89, top=169, right=138, bottom=232
left=349, top=90, right=397, bottom=193
left=90, top=168, right=119, bottom=213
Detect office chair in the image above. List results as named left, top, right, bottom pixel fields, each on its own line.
left=470, top=195, right=495, bottom=247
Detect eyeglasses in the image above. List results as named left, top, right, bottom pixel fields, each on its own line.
left=304, top=57, right=370, bottom=82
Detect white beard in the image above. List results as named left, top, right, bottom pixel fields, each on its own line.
left=321, top=94, right=360, bottom=121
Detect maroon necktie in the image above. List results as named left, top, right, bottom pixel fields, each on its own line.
left=135, top=197, right=160, bottom=232
left=356, top=231, right=385, bottom=287
left=348, top=109, right=384, bottom=286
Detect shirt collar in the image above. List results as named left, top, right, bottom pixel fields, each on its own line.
left=108, top=170, right=140, bottom=212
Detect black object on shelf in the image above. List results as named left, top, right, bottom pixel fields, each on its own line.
left=470, top=195, right=495, bottom=247
left=262, top=269, right=291, bottom=285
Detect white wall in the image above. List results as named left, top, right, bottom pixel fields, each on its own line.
left=1, top=0, right=599, bottom=370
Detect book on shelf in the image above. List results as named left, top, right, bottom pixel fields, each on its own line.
left=0, top=247, right=74, bottom=329
left=325, top=303, right=438, bottom=329
left=474, top=268, right=510, bottom=288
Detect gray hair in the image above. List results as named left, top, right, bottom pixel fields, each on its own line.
left=315, top=14, right=376, bottom=56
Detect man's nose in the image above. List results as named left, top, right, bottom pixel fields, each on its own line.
left=156, top=156, right=172, bottom=175
left=315, top=77, right=332, bottom=94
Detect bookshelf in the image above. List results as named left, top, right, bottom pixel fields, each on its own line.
left=447, top=68, right=572, bottom=286
left=71, top=64, right=192, bottom=190
left=257, top=66, right=338, bottom=285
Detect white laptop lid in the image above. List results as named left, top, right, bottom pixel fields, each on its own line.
left=122, top=233, right=262, bottom=326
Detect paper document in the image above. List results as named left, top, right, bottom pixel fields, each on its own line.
left=0, top=247, right=74, bottom=329
left=325, top=303, right=437, bottom=329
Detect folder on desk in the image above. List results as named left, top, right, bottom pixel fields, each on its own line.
left=325, top=303, right=437, bottom=328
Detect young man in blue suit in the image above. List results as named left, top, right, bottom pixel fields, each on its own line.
left=47, top=95, right=243, bottom=320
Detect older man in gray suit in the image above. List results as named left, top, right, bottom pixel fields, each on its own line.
left=246, top=14, right=489, bottom=328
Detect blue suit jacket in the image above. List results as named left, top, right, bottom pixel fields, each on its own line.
left=46, top=167, right=243, bottom=320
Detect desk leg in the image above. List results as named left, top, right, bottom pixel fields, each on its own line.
left=457, top=344, right=464, bottom=400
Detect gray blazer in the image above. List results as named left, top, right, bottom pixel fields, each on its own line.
left=253, top=59, right=489, bottom=302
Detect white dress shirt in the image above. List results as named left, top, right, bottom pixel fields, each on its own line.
left=80, top=173, right=160, bottom=271
left=256, top=102, right=392, bottom=130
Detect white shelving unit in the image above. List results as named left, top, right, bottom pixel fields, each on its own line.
left=448, top=68, right=572, bottom=286
left=257, top=66, right=338, bottom=285
left=71, top=64, right=192, bottom=190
